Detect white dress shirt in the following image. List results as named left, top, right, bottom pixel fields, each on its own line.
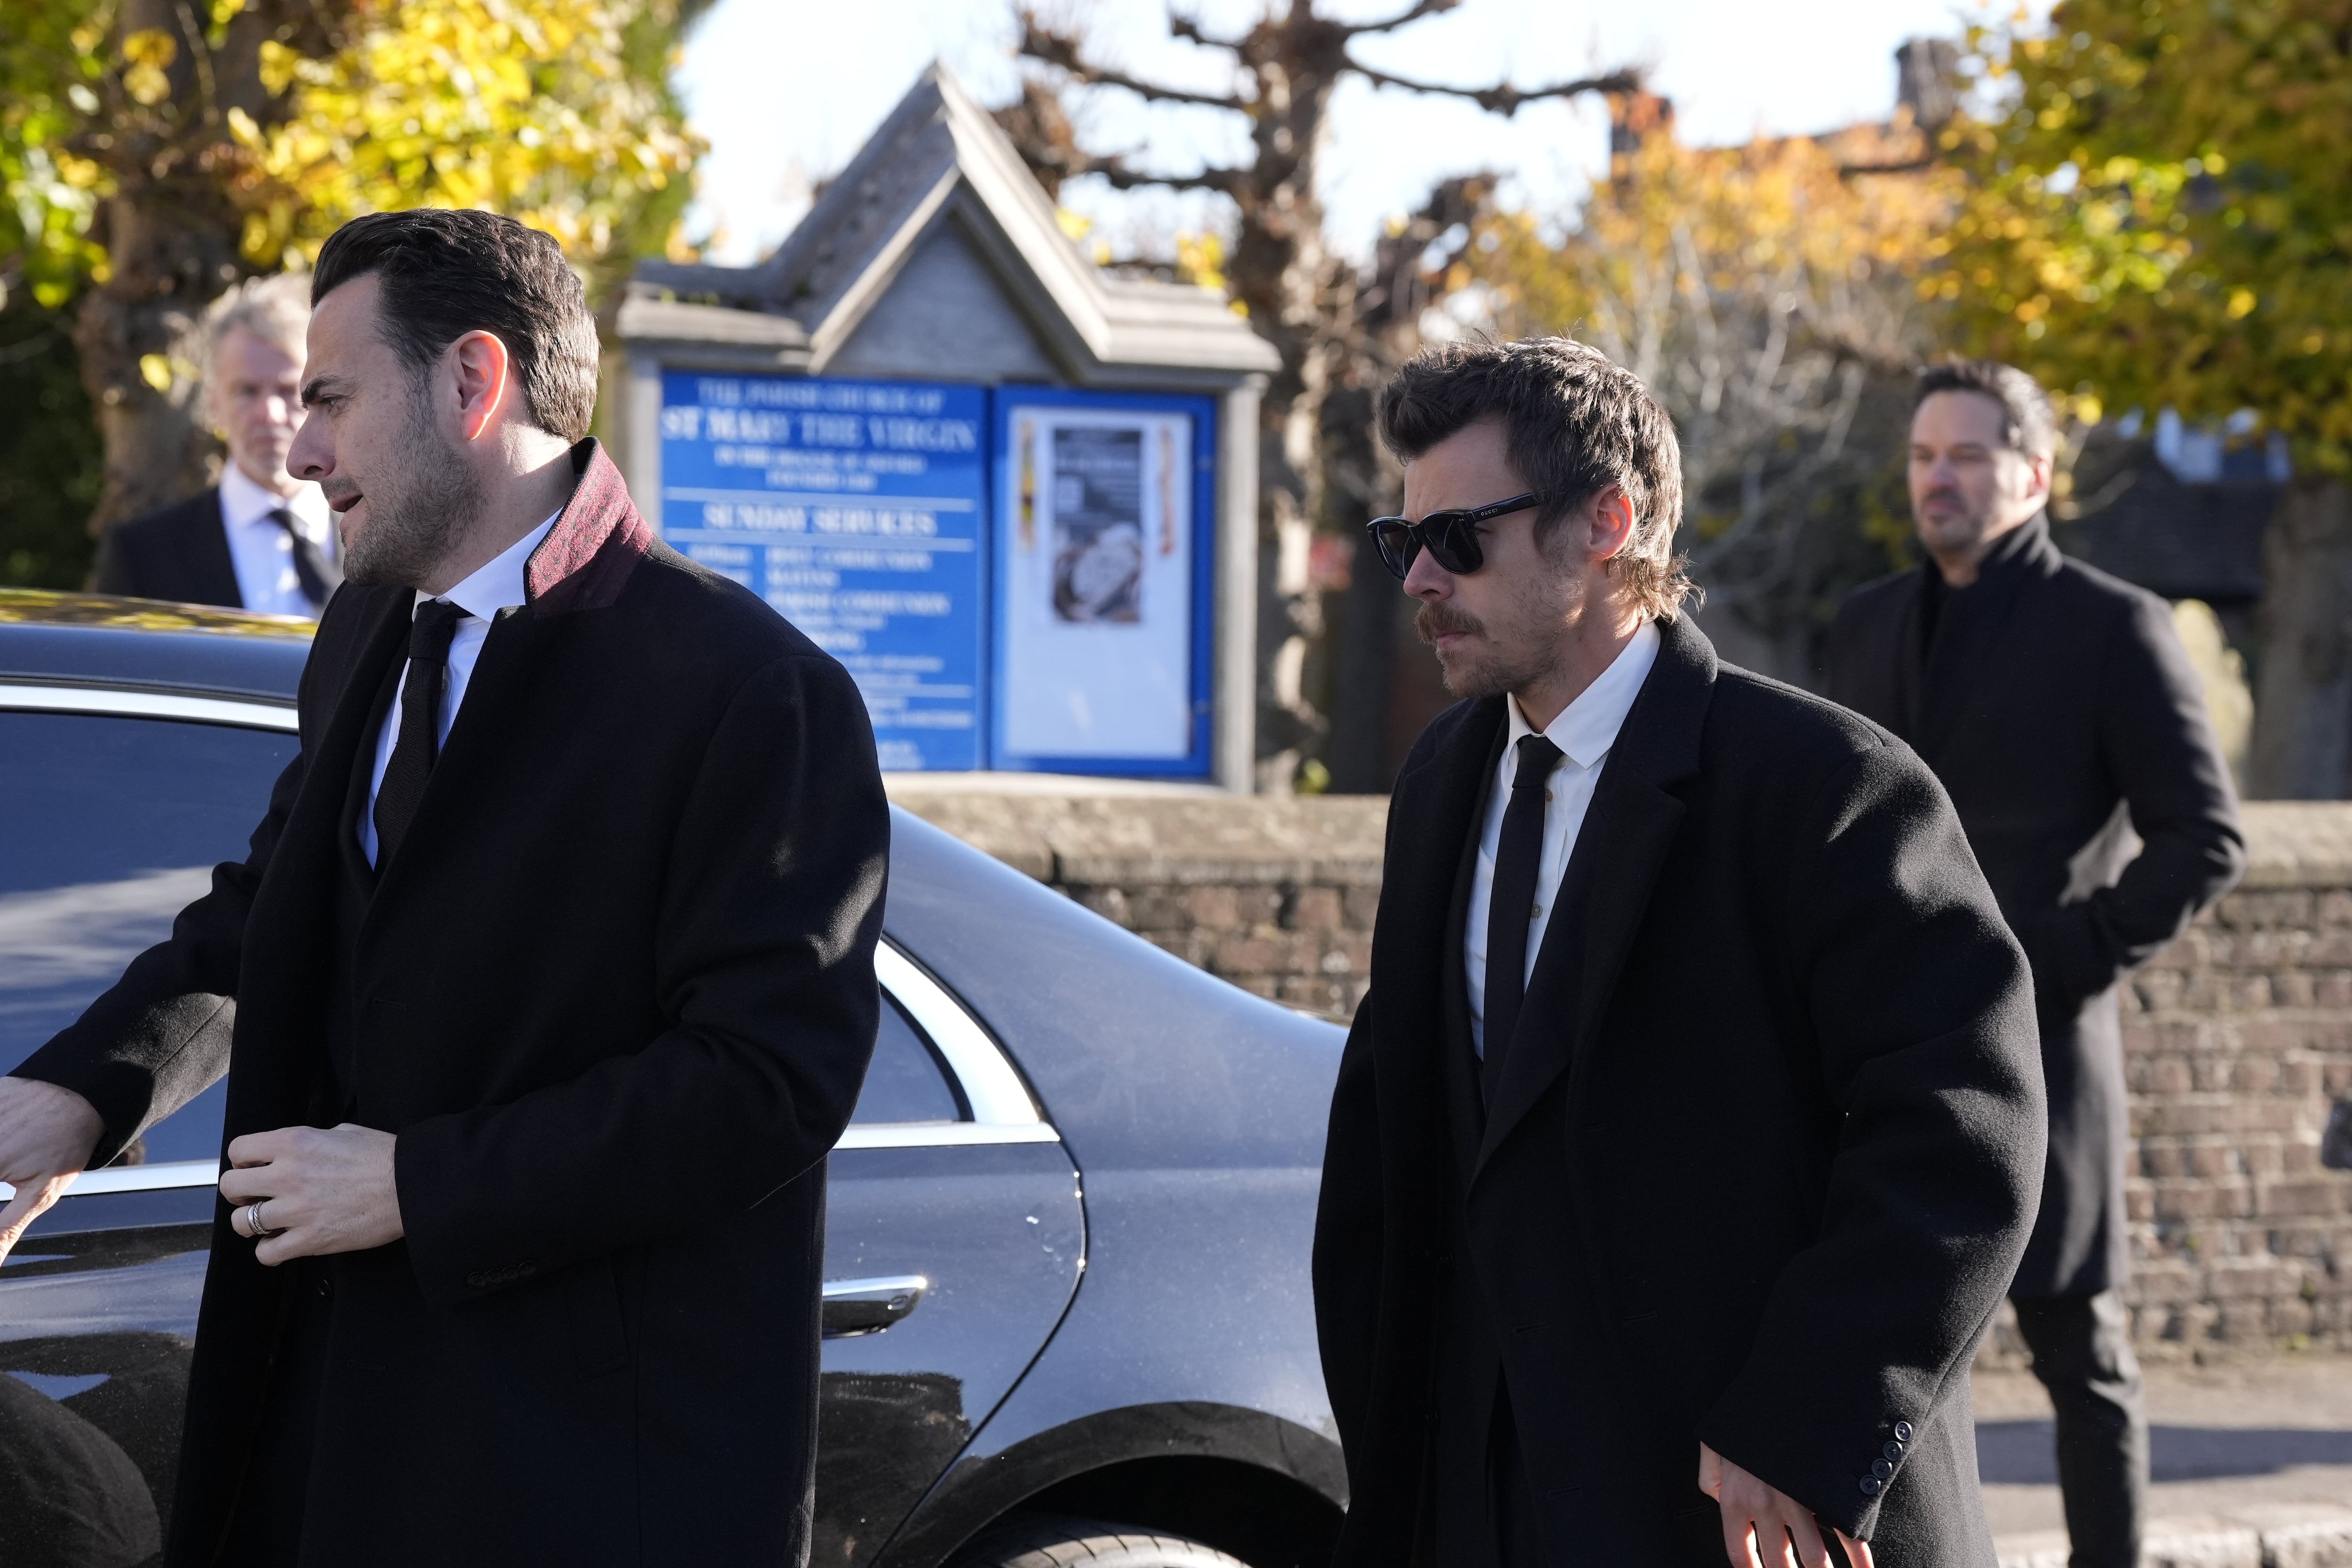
left=217, top=462, right=337, bottom=618
left=358, top=512, right=560, bottom=866
left=1464, top=618, right=1662, bottom=1056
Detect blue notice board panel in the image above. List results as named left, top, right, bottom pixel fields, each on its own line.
left=656, top=372, right=986, bottom=770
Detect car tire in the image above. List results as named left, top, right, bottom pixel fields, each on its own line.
left=954, top=1514, right=1255, bottom=1568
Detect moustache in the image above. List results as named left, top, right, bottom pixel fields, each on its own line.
left=1920, top=487, right=1968, bottom=508
left=1415, top=601, right=1486, bottom=644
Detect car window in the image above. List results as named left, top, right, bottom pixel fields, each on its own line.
left=854, top=992, right=964, bottom=1124
left=0, top=708, right=966, bottom=1153
left=0, top=710, right=299, bottom=1166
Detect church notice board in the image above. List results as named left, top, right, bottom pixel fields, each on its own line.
left=655, top=373, right=1216, bottom=777
left=656, top=372, right=989, bottom=771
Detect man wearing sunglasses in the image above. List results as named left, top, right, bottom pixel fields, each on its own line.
left=1313, top=337, right=2046, bottom=1568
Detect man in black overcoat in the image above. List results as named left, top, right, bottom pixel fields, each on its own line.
left=1826, top=361, right=2245, bottom=1568
left=0, top=210, right=888, bottom=1566
left=1315, top=337, right=2047, bottom=1568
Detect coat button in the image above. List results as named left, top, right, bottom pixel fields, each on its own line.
left=1883, top=1441, right=1904, bottom=1461
left=1892, top=1420, right=1913, bottom=1443
left=1859, top=1476, right=1882, bottom=1497
left=1871, top=1458, right=1894, bottom=1480
left=317, top=1277, right=333, bottom=1298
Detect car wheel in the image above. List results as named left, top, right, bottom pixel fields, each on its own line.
left=953, top=1514, right=1255, bottom=1568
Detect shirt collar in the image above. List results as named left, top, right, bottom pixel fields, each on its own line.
left=418, top=510, right=561, bottom=622
left=217, top=461, right=331, bottom=534
left=1505, top=617, right=1663, bottom=769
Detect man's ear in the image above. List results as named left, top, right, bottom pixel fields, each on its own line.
left=448, top=329, right=516, bottom=444
left=1589, top=485, right=1637, bottom=561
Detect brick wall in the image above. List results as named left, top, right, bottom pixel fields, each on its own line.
left=896, top=787, right=2352, bottom=1358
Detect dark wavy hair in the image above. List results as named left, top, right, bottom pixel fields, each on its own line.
left=1376, top=335, right=1692, bottom=620
left=1914, top=358, right=2058, bottom=459
left=312, top=209, right=598, bottom=443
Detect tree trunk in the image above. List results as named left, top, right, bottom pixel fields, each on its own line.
left=2247, top=475, right=2352, bottom=798
left=74, top=0, right=302, bottom=546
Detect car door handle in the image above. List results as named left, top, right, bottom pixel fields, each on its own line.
left=821, top=1274, right=928, bottom=1338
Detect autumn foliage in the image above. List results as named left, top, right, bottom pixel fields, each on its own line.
left=1937, top=0, right=2352, bottom=470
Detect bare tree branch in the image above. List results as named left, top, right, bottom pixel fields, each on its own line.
left=1339, top=0, right=1460, bottom=38
left=1165, top=8, right=1246, bottom=52
left=1090, top=161, right=1248, bottom=197
left=1017, top=15, right=1249, bottom=111
left=1342, top=56, right=1641, bottom=116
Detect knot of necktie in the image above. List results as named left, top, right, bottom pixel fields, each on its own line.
left=1511, top=733, right=1563, bottom=790
left=409, top=598, right=466, bottom=664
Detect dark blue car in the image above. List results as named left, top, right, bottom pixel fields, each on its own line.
left=0, top=590, right=1345, bottom=1568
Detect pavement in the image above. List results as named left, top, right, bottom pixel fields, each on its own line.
left=1975, top=1354, right=2352, bottom=1566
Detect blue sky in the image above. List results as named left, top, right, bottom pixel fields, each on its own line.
left=675, top=0, right=2054, bottom=266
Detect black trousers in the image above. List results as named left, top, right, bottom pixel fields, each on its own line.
left=2012, top=1289, right=2146, bottom=1568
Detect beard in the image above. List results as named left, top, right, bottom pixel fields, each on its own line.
left=340, top=379, right=485, bottom=588
left=1414, top=560, right=1582, bottom=701
left=1912, top=485, right=1995, bottom=557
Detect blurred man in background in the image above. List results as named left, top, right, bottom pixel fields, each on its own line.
left=94, top=273, right=340, bottom=615
left=1828, top=360, right=2247, bottom=1568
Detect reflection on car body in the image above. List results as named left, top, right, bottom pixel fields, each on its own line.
left=0, top=590, right=1347, bottom=1568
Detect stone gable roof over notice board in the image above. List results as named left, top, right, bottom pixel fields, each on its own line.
left=616, top=65, right=1279, bottom=390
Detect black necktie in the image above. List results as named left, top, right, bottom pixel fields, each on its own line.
left=371, top=599, right=467, bottom=868
left=1481, top=733, right=1563, bottom=1099
left=267, top=506, right=342, bottom=612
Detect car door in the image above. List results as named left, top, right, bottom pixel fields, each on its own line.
left=814, top=940, right=1086, bottom=1568
left=0, top=695, right=301, bottom=1564
left=0, top=687, right=1086, bottom=1568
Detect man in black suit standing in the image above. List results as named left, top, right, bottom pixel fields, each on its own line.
left=0, top=209, right=888, bottom=1566
left=95, top=272, right=342, bottom=614
left=1314, top=337, right=2047, bottom=1568
left=1827, top=361, right=2246, bottom=1568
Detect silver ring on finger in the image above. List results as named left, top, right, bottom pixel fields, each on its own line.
left=246, top=1201, right=281, bottom=1241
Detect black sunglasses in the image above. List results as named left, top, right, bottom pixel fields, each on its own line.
left=1366, top=493, right=1542, bottom=580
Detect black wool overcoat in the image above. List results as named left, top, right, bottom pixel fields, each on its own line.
left=1826, top=515, right=2245, bottom=1297
left=1313, top=614, right=2047, bottom=1565
left=93, top=487, right=246, bottom=609
left=17, top=440, right=890, bottom=1567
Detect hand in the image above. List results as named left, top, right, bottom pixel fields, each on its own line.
left=0, top=1077, right=106, bottom=1265
left=219, top=1124, right=404, bottom=1266
left=1700, top=1443, right=1875, bottom=1568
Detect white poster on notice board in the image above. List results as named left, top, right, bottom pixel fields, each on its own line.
left=998, top=404, right=1194, bottom=760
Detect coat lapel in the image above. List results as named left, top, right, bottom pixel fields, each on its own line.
left=1372, top=698, right=1508, bottom=1141
left=1476, top=616, right=1715, bottom=1177
left=193, top=490, right=245, bottom=609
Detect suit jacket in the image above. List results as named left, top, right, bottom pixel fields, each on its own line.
left=1312, top=614, right=2046, bottom=1564
left=92, top=488, right=245, bottom=607
left=16, top=440, right=890, bottom=1567
left=1827, top=515, right=2245, bottom=1296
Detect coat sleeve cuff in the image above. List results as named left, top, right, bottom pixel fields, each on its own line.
left=2018, top=903, right=2115, bottom=1009
left=394, top=1116, right=543, bottom=1307
left=1697, top=1411, right=1919, bottom=1541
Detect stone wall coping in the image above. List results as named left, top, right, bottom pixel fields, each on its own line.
left=894, top=790, right=2352, bottom=891
left=2238, top=803, right=2352, bottom=888
left=890, top=788, right=1389, bottom=886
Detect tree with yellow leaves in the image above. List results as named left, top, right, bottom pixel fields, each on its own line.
left=1938, top=1, right=2352, bottom=796
left=0, top=0, right=705, bottom=543
left=1463, top=95, right=1958, bottom=671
